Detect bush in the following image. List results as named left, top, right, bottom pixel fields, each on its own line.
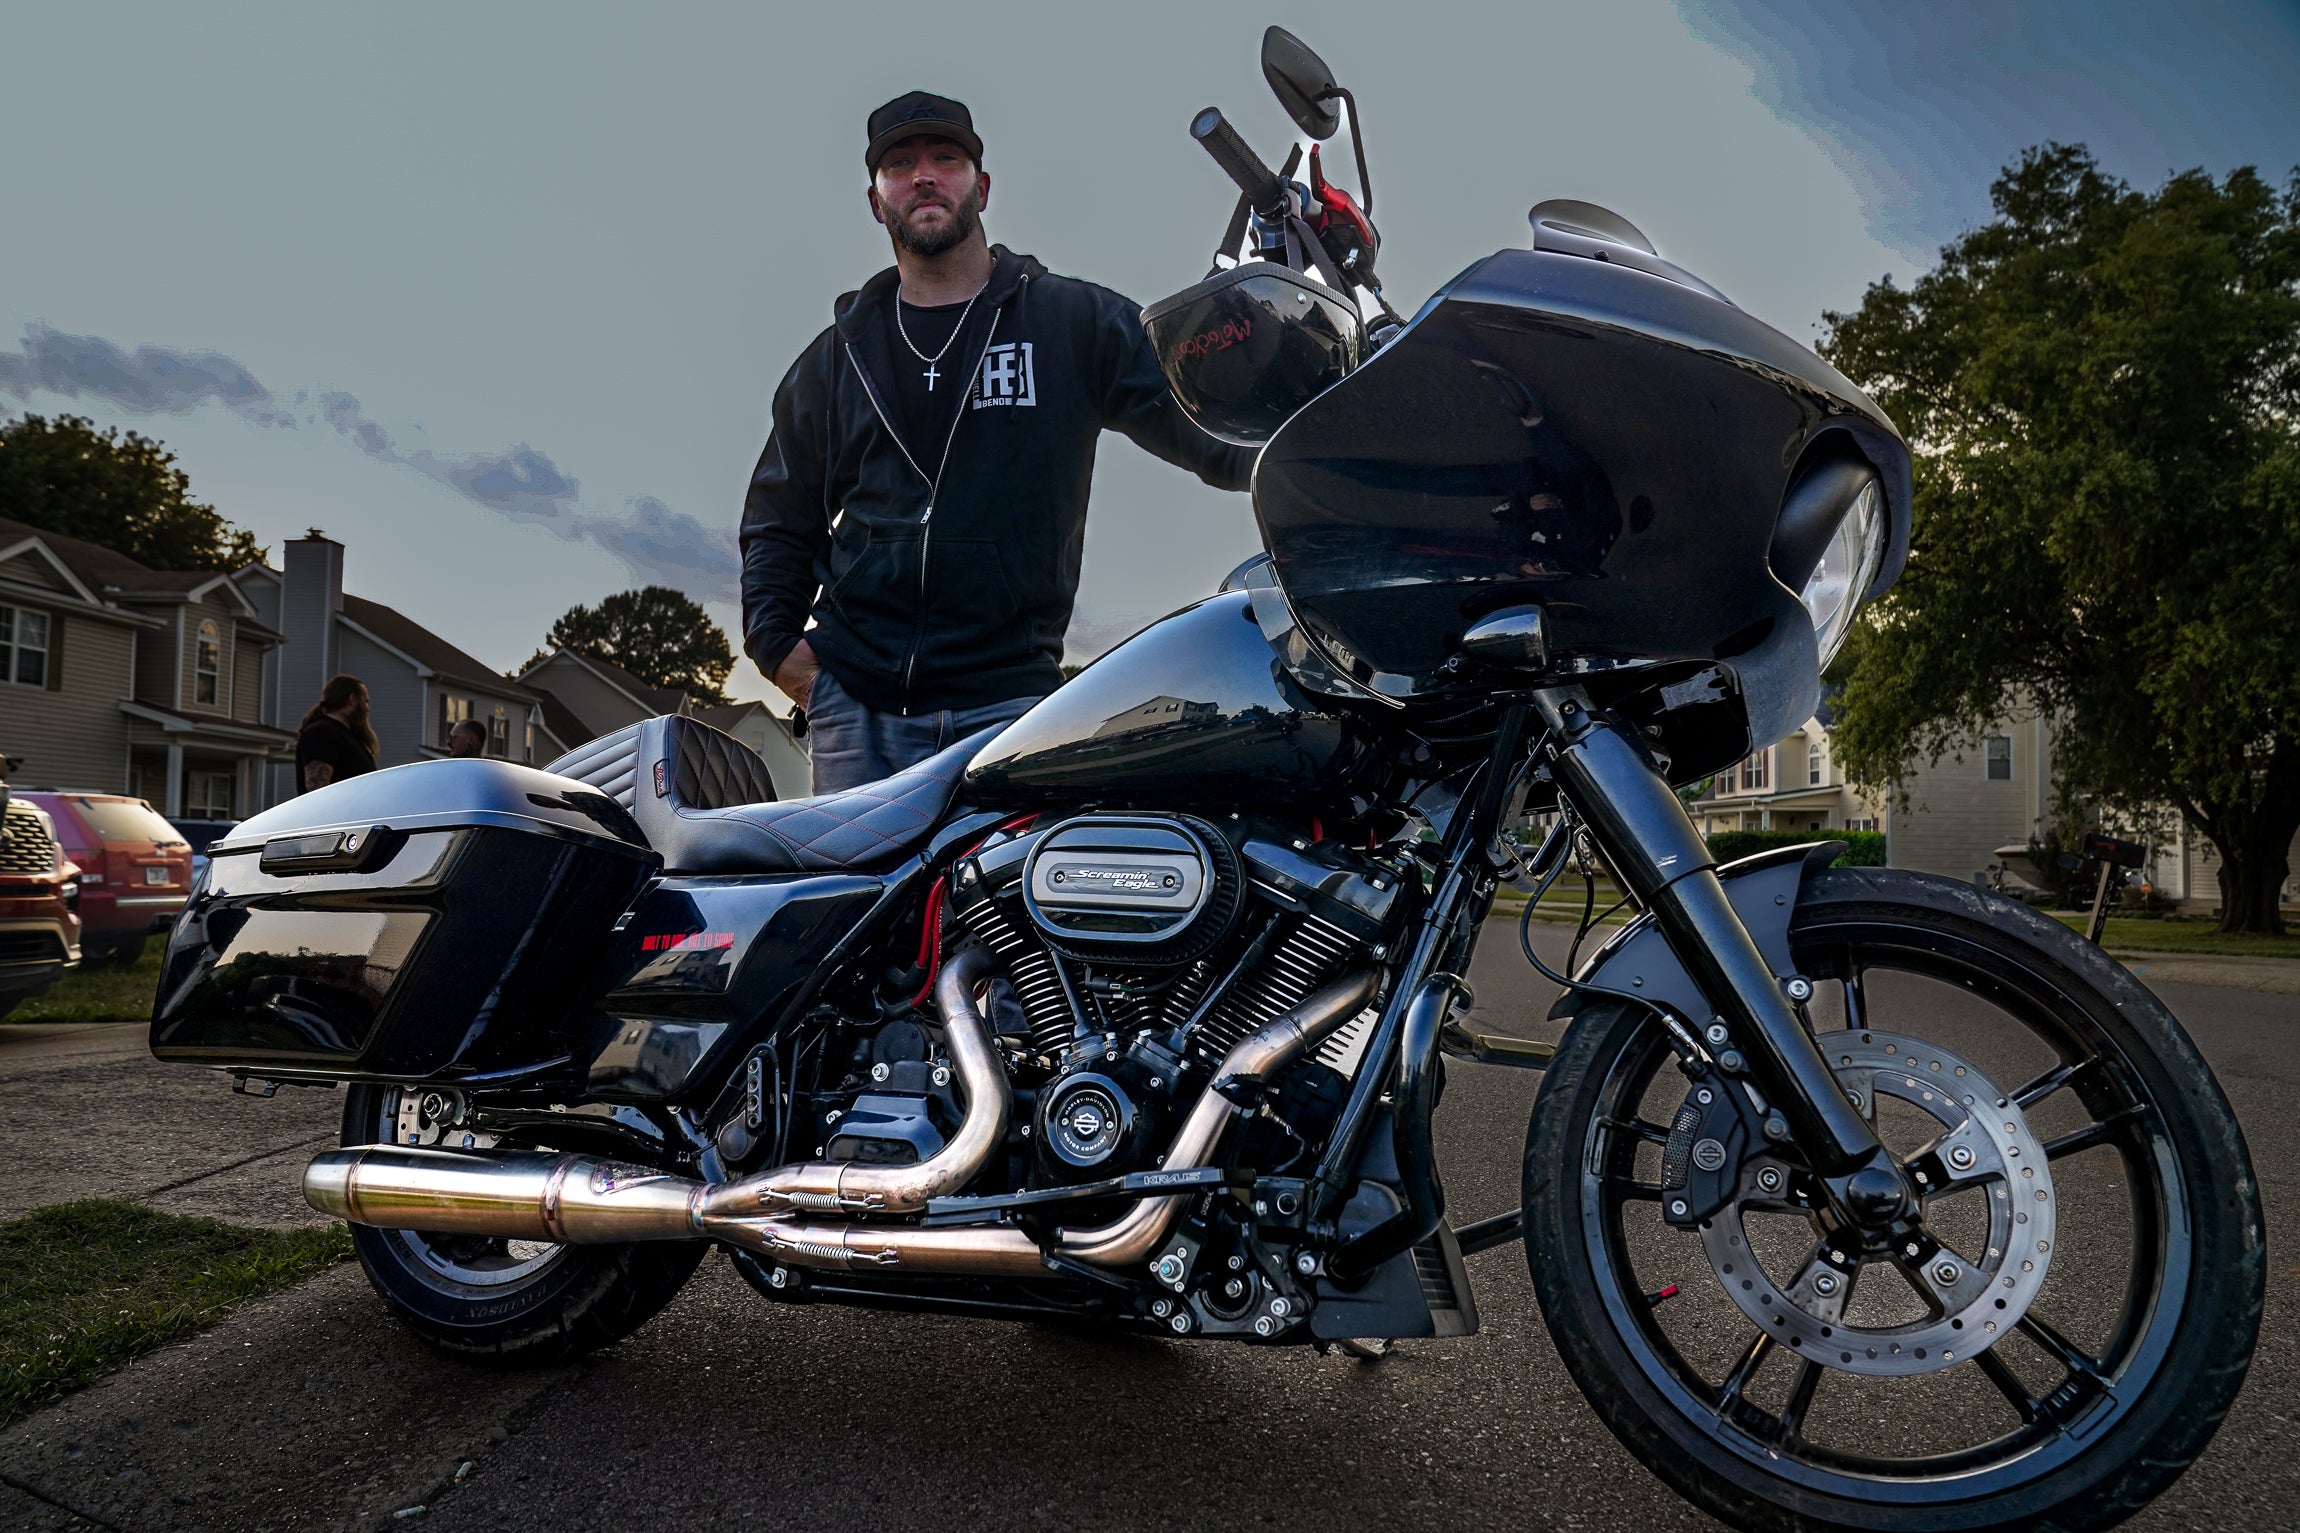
left=1705, top=829, right=1886, bottom=868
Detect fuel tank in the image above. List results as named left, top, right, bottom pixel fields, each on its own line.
left=963, top=593, right=1384, bottom=809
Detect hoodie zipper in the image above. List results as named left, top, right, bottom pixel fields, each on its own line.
left=843, top=282, right=1017, bottom=714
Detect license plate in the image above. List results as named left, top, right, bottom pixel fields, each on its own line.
left=144, top=865, right=169, bottom=886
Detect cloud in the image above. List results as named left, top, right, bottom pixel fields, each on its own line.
left=0, top=323, right=294, bottom=428
left=6, top=325, right=734, bottom=597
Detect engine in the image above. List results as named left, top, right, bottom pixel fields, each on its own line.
left=947, top=813, right=1405, bottom=1185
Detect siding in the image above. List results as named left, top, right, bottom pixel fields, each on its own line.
left=0, top=550, right=75, bottom=591
left=1885, top=716, right=2052, bottom=881
left=334, top=627, right=427, bottom=767
left=525, top=655, right=649, bottom=738
left=0, top=614, right=137, bottom=791
left=130, top=605, right=177, bottom=706
left=231, top=636, right=264, bottom=723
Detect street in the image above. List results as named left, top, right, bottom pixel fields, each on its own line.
left=3, top=926, right=2294, bottom=1532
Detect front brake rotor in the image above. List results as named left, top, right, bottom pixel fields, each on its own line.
left=1696, top=1030, right=2056, bottom=1378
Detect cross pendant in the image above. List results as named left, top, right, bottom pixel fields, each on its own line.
left=923, top=362, right=939, bottom=391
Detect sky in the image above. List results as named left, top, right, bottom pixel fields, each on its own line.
left=4, top=1, right=2294, bottom=707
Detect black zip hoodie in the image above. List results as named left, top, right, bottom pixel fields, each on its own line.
left=741, top=246, right=1254, bottom=716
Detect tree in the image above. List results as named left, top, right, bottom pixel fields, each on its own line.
left=1822, top=146, right=2300, bottom=934
left=0, top=414, right=263, bottom=570
left=541, top=586, right=734, bottom=706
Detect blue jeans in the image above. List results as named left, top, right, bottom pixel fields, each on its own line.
left=802, top=670, right=1042, bottom=795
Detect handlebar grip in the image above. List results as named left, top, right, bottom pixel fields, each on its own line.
left=1191, top=107, right=1286, bottom=218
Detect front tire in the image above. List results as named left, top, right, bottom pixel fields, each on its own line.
left=340, top=1084, right=705, bottom=1366
left=1524, top=867, right=2262, bottom=1532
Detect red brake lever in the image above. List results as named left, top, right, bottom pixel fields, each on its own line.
left=1308, top=144, right=1376, bottom=253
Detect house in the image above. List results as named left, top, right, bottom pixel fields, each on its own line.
left=0, top=516, right=292, bottom=816
left=230, top=533, right=551, bottom=806
left=519, top=647, right=808, bottom=798
left=1692, top=701, right=2296, bottom=910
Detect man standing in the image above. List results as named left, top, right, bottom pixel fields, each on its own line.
left=741, top=92, right=1254, bottom=793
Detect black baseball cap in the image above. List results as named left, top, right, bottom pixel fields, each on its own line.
left=866, top=91, right=983, bottom=173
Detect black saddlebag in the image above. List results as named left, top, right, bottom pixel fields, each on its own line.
left=150, top=760, right=658, bottom=1083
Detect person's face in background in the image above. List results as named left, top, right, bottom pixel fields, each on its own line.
left=447, top=721, right=486, bottom=759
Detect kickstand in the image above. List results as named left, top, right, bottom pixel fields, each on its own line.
left=1336, top=1337, right=1393, bottom=1361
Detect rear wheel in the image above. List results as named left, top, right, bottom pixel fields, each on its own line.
left=1524, top=868, right=2263, bottom=1532
left=340, top=1084, right=704, bottom=1366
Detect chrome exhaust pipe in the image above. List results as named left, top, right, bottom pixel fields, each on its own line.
left=713, top=946, right=1008, bottom=1216
left=305, top=962, right=1379, bottom=1282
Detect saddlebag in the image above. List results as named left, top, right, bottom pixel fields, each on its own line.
left=150, top=760, right=657, bottom=1083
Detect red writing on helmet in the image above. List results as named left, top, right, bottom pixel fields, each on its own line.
left=1168, top=314, right=1252, bottom=366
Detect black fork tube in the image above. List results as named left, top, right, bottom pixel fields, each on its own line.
left=1532, top=690, right=1885, bottom=1177
left=1313, top=704, right=1528, bottom=1231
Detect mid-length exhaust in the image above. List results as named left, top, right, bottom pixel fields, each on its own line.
left=305, top=957, right=1377, bottom=1281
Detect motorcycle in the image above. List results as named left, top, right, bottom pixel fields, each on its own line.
left=150, top=29, right=2260, bottom=1532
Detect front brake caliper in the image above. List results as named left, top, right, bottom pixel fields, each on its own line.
left=1658, top=1064, right=1763, bottom=1228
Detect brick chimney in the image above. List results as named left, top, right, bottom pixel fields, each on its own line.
left=278, top=531, right=344, bottom=723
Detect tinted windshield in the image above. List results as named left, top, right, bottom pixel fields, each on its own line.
left=72, top=797, right=187, bottom=846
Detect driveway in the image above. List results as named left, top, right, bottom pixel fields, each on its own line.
left=3, top=932, right=2294, bottom=1532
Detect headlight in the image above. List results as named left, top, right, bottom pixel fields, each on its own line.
left=1800, top=477, right=1886, bottom=670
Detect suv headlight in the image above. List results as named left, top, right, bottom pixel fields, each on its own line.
left=1800, top=477, right=1886, bottom=670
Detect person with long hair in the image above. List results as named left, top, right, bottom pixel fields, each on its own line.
left=296, top=674, right=378, bottom=792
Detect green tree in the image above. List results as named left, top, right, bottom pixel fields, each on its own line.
left=0, top=414, right=263, bottom=570
left=542, top=586, right=734, bottom=706
left=1822, top=146, right=2300, bottom=934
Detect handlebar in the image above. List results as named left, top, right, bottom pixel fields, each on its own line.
left=1191, top=107, right=1287, bottom=220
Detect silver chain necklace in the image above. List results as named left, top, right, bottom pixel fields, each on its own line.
left=894, top=286, right=980, bottom=392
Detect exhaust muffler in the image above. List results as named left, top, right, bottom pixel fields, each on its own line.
left=306, top=955, right=1377, bottom=1280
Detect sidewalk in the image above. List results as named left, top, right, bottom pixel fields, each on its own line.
left=0, top=1023, right=339, bottom=1228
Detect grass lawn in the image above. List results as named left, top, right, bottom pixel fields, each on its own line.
left=4, top=948, right=164, bottom=1023
left=0, top=1200, right=350, bottom=1426
left=2046, top=912, right=2300, bottom=961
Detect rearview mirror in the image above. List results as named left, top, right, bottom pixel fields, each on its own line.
left=1262, top=26, right=1342, bottom=140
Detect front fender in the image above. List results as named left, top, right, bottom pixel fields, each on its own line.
left=1547, top=843, right=1846, bottom=1025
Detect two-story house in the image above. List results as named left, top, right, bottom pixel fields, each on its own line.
left=0, top=516, right=291, bottom=816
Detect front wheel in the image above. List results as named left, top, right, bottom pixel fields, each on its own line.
left=340, top=1084, right=705, bottom=1366
left=1524, top=867, right=2262, bottom=1532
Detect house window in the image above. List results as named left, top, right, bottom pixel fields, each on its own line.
left=1847, top=816, right=1879, bottom=833
left=186, top=769, right=234, bottom=818
left=195, top=619, right=221, bottom=705
left=0, top=604, right=49, bottom=687
left=1807, top=741, right=1824, bottom=786
left=489, top=705, right=509, bottom=758
left=1985, top=735, right=2013, bottom=781
left=523, top=721, right=536, bottom=763
left=439, top=694, right=473, bottom=748
left=1741, top=749, right=1769, bottom=792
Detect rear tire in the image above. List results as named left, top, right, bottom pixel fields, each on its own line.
left=340, top=1084, right=705, bottom=1366
left=1524, top=868, right=2263, bottom=1532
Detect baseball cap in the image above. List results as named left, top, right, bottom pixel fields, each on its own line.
left=866, top=91, right=983, bottom=173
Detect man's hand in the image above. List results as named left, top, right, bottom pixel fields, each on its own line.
left=773, top=639, right=822, bottom=710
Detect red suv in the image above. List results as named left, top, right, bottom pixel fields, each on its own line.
left=0, top=794, right=83, bottom=1017
left=18, top=793, right=190, bottom=965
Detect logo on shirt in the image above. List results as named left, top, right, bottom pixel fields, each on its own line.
left=972, top=342, right=1037, bottom=409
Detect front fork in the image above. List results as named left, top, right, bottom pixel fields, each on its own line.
left=1315, top=690, right=1919, bottom=1285
left=1529, top=689, right=1920, bottom=1232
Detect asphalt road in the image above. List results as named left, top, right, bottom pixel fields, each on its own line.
left=3, top=926, right=2294, bottom=1532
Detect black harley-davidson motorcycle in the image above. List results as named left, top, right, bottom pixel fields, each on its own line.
left=150, top=30, right=2261, bottom=1532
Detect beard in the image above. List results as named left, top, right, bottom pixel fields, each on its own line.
left=887, top=186, right=982, bottom=257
